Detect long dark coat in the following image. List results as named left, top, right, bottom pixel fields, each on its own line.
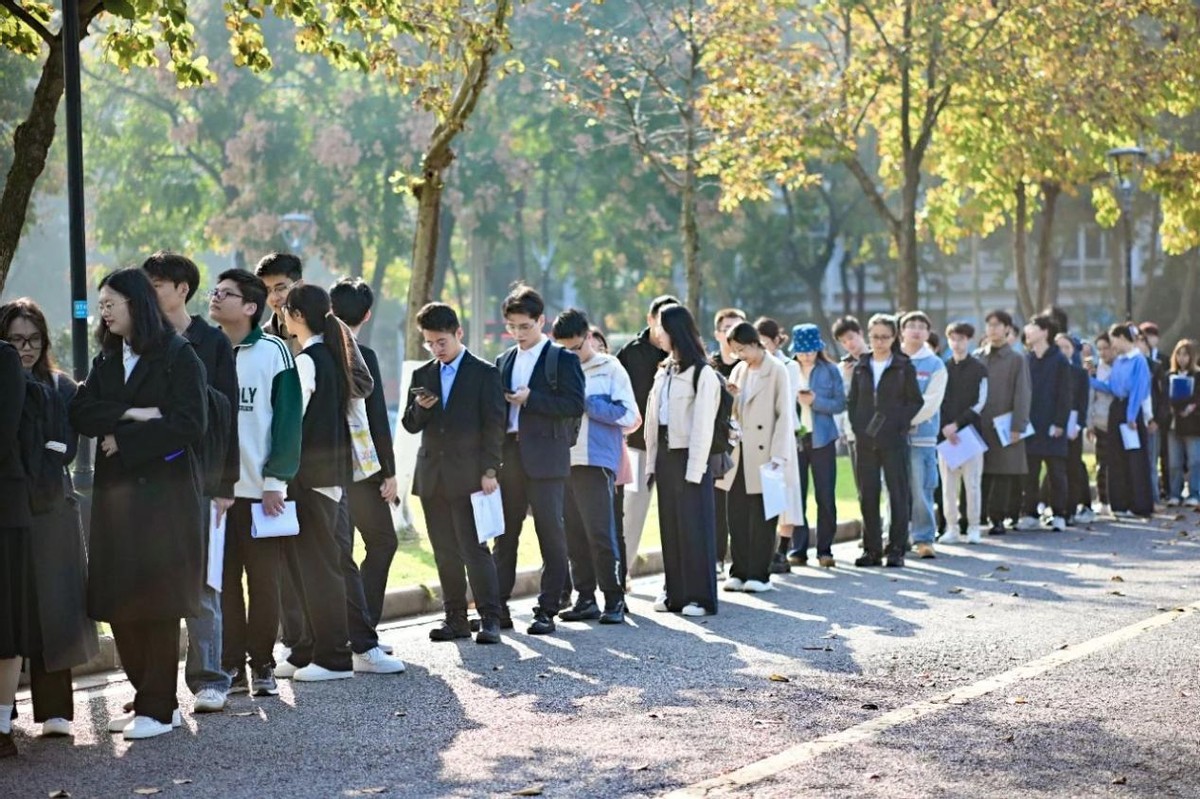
left=69, top=333, right=207, bottom=622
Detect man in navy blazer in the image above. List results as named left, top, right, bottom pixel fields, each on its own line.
left=493, top=285, right=585, bottom=635
left=402, top=303, right=506, bottom=644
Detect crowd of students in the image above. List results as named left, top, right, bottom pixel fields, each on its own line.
left=0, top=259, right=1193, bottom=756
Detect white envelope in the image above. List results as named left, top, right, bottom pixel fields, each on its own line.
left=936, top=424, right=988, bottom=471
left=760, top=463, right=787, bottom=521
left=1119, top=424, right=1141, bottom=451
left=471, top=489, right=505, bottom=544
left=251, top=501, right=300, bottom=538
left=992, top=412, right=1035, bottom=447
left=207, top=505, right=226, bottom=592
left=1066, top=410, right=1081, bottom=440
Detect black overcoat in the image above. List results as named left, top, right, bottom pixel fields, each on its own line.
left=69, top=334, right=207, bottom=622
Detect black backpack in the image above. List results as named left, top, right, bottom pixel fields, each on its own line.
left=18, top=374, right=68, bottom=515
left=693, top=363, right=735, bottom=457
left=544, top=343, right=582, bottom=447
left=166, top=336, right=232, bottom=497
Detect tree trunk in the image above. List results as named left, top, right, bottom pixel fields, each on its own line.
left=1034, top=180, right=1061, bottom=310
left=404, top=168, right=446, bottom=359
left=681, top=161, right=701, bottom=319
left=897, top=175, right=921, bottom=312
left=1013, top=182, right=1035, bottom=319
left=0, top=37, right=65, bottom=295
left=431, top=204, right=455, bottom=301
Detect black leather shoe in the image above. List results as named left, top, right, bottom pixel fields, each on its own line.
left=599, top=599, right=626, bottom=625
left=769, top=552, right=793, bottom=573
left=470, top=612, right=513, bottom=632
left=0, top=731, right=16, bottom=759
left=854, top=554, right=883, bottom=567
left=988, top=524, right=1006, bottom=536
left=885, top=554, right=906, bottom=568
left=559, top=599, right=602, bottom=622
left=429, top=620, right=472, bottom=641
left=527, top=608, right=556, bottom=635
left=475, top=619, right=501, bottom=644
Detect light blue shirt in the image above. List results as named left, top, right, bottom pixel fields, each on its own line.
left=440, top=348, right=467, bottom=407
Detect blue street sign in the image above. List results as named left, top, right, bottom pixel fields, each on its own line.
left=73, top=300, right=88, bottom=319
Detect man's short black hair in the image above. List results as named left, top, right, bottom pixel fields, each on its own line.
left=502, top=283, right=545, bottom=319
left=1043, top=305, right=1069, bottom=336
left=985, top=309, right=1015, bottom=330
left=899, top=310, right=932, bottom=330
left=1028, top=313, right=1057, bottom=337
left=552, top=308, right=590, bottom=341
left=141, top=250, right=201, bottom=302
left=217, top=268, right=268, bottom=327
left=946, top=321, right=976, bottom=339
left=649, top=294, right=680, bottom=317
left=415, top=302, right=460, bottom=333
left=832, top=315, right=861, bottom=340
left=255, top=252, right=303, bottom=281
left=330, top=277, right=374, bottom=327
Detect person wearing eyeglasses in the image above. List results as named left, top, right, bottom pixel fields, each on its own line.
left=493, top=284, right=586, bottom=635
left=0, top=299, right=96, bottom=750
left=846, top=314, right=923, bottom=568
left=141, top=252, right=239, bottom=715
left=70, top=267, right=208, bottom=740
left=208, top=268, right=302, bottom=699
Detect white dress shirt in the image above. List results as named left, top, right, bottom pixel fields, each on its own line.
left=122, top=341, right=140, bottom=383
left=508, top=336, right=549, bottom=432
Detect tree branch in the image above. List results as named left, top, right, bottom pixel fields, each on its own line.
left=843, top=155, right=900, bottom=232
left=0, top=0, right=54, bottom=44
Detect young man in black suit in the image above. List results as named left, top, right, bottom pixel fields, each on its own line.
left=494, top=285, right=586, bottom=635
left=402, top=303, right=506, bottom=644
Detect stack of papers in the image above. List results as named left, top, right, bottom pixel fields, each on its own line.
left=760, top=464, right=787, bottom=520
left=936, top=425, right=989, bottom=470
left=992, top=412, right=1035, bottom=447
left=471, top=489, right=505, bottom=544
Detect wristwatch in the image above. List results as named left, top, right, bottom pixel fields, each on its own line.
left=484, top=468, right=497, bottom=479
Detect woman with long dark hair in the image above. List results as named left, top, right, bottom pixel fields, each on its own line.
left=70, top=268, right=207, bottom=740
left=846, top=314, right=923, bottom=567
left=1165, top=339, right=1200, bottom=505
left=275, top=284, right=404, bottom=680
left=0, top=300, right=97, bottom=741
left=644, top=305, right=722, bottom=616
left=1090, top=324, right=1154, bottom=518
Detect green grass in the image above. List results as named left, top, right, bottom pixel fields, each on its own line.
left=362, top=452, right=1101, bottom=589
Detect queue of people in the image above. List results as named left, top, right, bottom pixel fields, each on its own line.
left=0, top=261, right=1187, bottom=756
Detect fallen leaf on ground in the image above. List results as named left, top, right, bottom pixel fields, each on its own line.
left=513, top=785, right=544, bottom=797
left=1109, top=590, right=1126, bottom=597
left=344, top=789, right=388, bottom=797
left=1057, top=644, right=1069, bottom=650
left=48, top=792, right=70, bottom=798
left=172, top=780, right=192, bottom=786
left=1112, top=776, right=1128, bottom=785
left=801, top=646, right=833, bottom=652
left=948, top=587, right=965, bottom=594
left=966, top=614, right=976, bottom=619
left=492, top=665, right=503, bottom=671
left=768, top=674, right=791, bottom=682
left=861, top=703, right=879, bottom=710
left=1003, top=734, right=1015, bottom=743
left=1008, top=697, right=1029, bottom=705
left=230, top=711, right=255, bottom=717
left=869, top=774, right=881, bottom=781
left=630, top=763, right=650, bottom=772
left=1010, top=592, right=1020, bottom=597
left=1110, top=575, right=1125, bottom=582
left=393, top=711, right=407, bottom=717
left=133, top=790, right=161, bottom=797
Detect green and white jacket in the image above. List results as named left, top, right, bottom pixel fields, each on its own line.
left=232, top=325, right=302, bottom=498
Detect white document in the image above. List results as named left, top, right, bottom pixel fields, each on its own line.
left=760, top=463, right=787, bottom=520
left=992, top=412, right=1035, bottom=447
left=251, top=501, right=300, bottom=538
left=936, top=425, right=989, bottom=471
left=626, top=448, right=642, bottom=494
left=1066, top=410, right=1081, bottom=440
left=1119, top=423, right=1141, bottom=451
left=471, top=489, right=506, bottom=544
left=207, top=505, right=226, bottom=592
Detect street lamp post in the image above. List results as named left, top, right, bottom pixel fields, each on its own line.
left=1106, top=146, right=1148, bottom=322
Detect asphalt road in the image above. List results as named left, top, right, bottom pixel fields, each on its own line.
left=4, top=512, right=1199, bottom=799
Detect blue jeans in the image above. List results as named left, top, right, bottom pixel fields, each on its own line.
left=909, top=445, right=939, bottom=544
left=186, top=501, right=231, bottom=694
left=1167, top=432, right=1200, bottom=500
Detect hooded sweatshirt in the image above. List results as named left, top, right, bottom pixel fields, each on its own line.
left=571, top=353, right=640, bottom=473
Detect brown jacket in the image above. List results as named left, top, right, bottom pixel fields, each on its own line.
left=979, top=343, right=1032, bottom=475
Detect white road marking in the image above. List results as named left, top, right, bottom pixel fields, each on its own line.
left=662, top=602, right=1200, bottom=798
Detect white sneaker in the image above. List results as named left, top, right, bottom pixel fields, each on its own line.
left=1186, top=497, right=1200, bottom=508
left=1075, top=507, right=1097, bottom=524
left=193, top=688, right=226, bottom=713
left=1050, top=516, right=1067, bottom=532
left=123, top=715, right=175, bottom=740
left=653, top=592, right=669, bottom=612
left=741, top=580, right=776, bottom=593
left=1167, top=497, right=1181, bottom=507
left=1097, top=503, right=1112, bottom=516
left=939, top=530, right=964, bottom=544
left=966, top=526, right=983, bottom=545
left=377, top=642, right=394, bottom=655
left=109, top=709, right=181, bottom=734
left=274, top=660, right=298, bottom=679
left=680, top=603, right=709, bottom=617
left=41, top=718, right=71, bottom=737
left=1015, top=516, right=1040, bottom=531
left=722, top=577, right=745, bottom=592
left=352, top=647, right=406, bottom=675
left=293, top=663, right=355, bottom=682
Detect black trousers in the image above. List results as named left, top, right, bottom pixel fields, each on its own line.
left=726, top=460, right=779, bottom=583
left=1094, top=430, right=1110, bottom=505
left=221, top=499, right=282, bottom=672
left=714, top=487, right=731, bottom=566
left=347, top=478, right=399, bottom=627
left=25, top=570, right=72, bottom=722
left=1107, top=401, right=1153, bottom=516
left=564, top=466, right=623, bottom=603
left=422, top=490, right=503, bottom=620
left=333, top=495, right=380, bottom=654
left=856, top=438, right=910, bottom=559
left=278, top=546, right=305, bottom=650
left=1066, top=436, right=1091, bottom=511
left=111, top=619, right=180, bottom=724
left=983, top=473, right=1022, bottom=527
left=1023, top=454, right=1068, bottom=518
left=284, top=490, right=352, bottom=672
left=656, top=448, right=717, bottom=613
left=614, top=485, right=629, bottom=584
left=493, top=438, right=570, bottom=613
left=791, top=439, right=838, bottom=558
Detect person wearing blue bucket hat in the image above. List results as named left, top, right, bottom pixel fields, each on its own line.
left=787, top=324, right=845, bottom=567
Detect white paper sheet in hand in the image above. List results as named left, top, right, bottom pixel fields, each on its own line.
left=626, top=448, right=642, bottom=494
left=760, top=464, right=787, bottom=520
left=1119, top=424, right=1141, bottom=451
left=207, top=504, right=226, bottom=592
left=992, top=412, right=1035, bottom=447
left=936, top=425, right=988, bottom=471
left=1067, top=410, right=1080, bottom=440
left=251, top=501, right=300, bottom=538
left=471, top=489, right=505, bottom=544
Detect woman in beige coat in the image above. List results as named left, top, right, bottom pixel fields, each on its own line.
left=717, top=323, right=802, bottom=592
